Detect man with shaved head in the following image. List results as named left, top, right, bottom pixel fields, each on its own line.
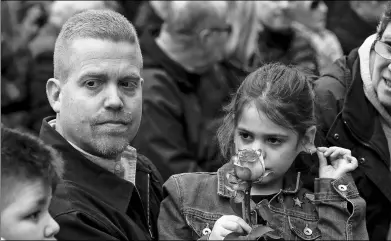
left=41, top=9, right=163, bottom=240
left=132, top=1, right=232, bottom=181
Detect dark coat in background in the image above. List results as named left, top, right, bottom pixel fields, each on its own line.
left=132, top=30, right=227, bottom=181
left=324, top=1, right=377, bottom=55
left=258, top=27, right=319, bottom=76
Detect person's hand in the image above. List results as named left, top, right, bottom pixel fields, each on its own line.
left=208, top=215, right=252, bottom=240
left=317, top=146, right=358, bottom=179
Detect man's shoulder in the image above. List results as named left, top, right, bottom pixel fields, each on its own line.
left=50, top=181, right=149, bottom=240
left=50, top=181, right=104, bottom=218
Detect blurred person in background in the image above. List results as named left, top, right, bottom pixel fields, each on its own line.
left=115, top=1, right=143, bottom=24
left=25, top=1, right=120, bottom=133
left=314, top=2, right=391, bottom=239
left=197, top=0, right=263, bottom=129
left=132, top=1, right=232, bottom=181
left=134, top=1, right=171, bottom=36
left=325, top=0, right=388, bottom=55
left=1, top=1, right=48, bottom=130
left=290, top=0, right=343, bottom=74
left=256, top=1, right=319, bottom=76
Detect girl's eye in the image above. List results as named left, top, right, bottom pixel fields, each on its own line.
left=239, top=132, right=252, bottom=140
left=267, top=138, right=282, bottom=145
left=27, top=211, right=41, bottom=222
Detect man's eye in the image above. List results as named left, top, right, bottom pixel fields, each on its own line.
left=85, top=80, right=99, bottom=88
left=120, top=80, right=137, bottom=89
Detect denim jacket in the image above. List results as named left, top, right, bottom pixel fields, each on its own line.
left=158, top=162, right=368, bottom=240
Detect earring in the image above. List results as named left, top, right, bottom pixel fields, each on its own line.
left=307, top=148, right=313, bottom=155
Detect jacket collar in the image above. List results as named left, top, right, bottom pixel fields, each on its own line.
left=217, top=162, right=302, bottom=198
left=39, top=117, right=140, bottom=213
left=140, top=29, right=201, bottom=93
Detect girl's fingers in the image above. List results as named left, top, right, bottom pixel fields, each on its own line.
left=222, top=220, right=245, bottom=234
left=221, top=216, right=252, bottom=234
left=234, top=217, right=252, bottom=234
left=329, top=148, right=351, bottom=159
left=316, top=146, right=328, bottom=153
left=322, top=146, right=339, bottom=156
left=219, top=228, right=233, bottom=238
left=317, top=150, right=328, bottom=168
left=321, top=146, right=351, bottom=158
left=343, top=155, right=358, bottom=171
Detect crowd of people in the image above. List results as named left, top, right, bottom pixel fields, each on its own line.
left=1, top=0, right=391, bottom=240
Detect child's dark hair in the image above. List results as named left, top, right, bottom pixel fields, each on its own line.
left=1, top=126, right=64, bottom=193
left=217, top=63, right=316, bottom=160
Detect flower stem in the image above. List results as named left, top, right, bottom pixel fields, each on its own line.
left=243, top=181, right=252, bottom=225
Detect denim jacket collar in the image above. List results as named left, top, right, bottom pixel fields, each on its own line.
left=217, top=162, right=303, bottom=198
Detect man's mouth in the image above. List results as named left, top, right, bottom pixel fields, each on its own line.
left=100, top=121, right=128, bottom=125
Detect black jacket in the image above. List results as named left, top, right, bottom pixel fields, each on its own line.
left=314, top=49, right=391, bottom=240
left=132, top=30, right=222, bottom=181
left=39, top=117, right=163, bottom=240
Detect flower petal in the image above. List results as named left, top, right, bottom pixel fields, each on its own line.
left=234, top=165, right=252, bottom=181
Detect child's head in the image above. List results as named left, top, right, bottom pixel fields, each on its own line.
left=217, top=63, right=317, bottom=184
left=1, top=126, right=63, bottom=240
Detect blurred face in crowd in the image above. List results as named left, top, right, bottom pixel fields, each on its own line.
left=1, top=180, right=59, bottom=240
left=257, top=1, right=293, bottom=31
left=290, top=1, right=328, bottom=31
left=47, top=38, right=143, bottom=159
left=350, top=1, right=388, bottom=24
left=49, top=1, right=105, bottom=27
left=371, top=23, right=391, bottom=112
left=201, top=12, right=232, bottom=63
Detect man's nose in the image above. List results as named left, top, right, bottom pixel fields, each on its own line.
left=103, top=85, right=124, bottom=110
left=44, top=216, right=60, bottom=239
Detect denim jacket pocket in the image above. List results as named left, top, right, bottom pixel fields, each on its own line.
left=184, top=208, right=223, bottom=238
left=288, top=216, right=321, bottom=240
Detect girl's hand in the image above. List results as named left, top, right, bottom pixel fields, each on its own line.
left=208, top=215, right=252, bottom=240
left=317, top=146, right=358, bottom=179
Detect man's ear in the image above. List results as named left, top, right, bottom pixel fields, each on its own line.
left=46, top=78, right=62, bottom=113
left=300, top=125, right=317, bottom=153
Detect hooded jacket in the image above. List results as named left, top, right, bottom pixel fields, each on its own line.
left=314, top=46, right=391, bottom=240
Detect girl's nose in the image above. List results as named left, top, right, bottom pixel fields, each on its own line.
left=44, top=216, right=60, bottom=239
